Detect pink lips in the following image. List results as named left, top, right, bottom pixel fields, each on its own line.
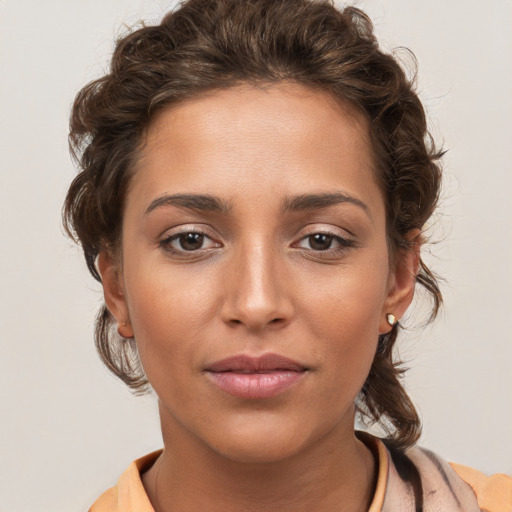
left=205, top=354, right=307, bottom=399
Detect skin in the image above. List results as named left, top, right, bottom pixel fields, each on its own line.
left=99, top=83, right=419, bottom=512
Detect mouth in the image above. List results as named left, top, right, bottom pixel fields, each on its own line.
left=204, top=353, right=308, bottom=399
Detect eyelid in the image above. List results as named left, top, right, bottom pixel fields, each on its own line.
left=291, top=225, right=357, bottom=255
left=158, top=225, right=223, bottom=255
left=157, top=223, right=356, bottom=258
left=293, top=223, right=355, bottom=241
left=158, top=223, right=216, bottom=240
left=296, top=234, right=348, bottom=249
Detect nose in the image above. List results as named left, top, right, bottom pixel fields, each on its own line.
left=220, top=242, right=294, bottom=332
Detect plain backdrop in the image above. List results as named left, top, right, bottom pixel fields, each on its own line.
left=1, top=0, right=511, bottom=510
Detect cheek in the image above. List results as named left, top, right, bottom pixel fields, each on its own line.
left=298, top=253, right=390, bottom=338
left=122, top=259, right=222, bottom=374
left=295, top=252, right=389, bottom=382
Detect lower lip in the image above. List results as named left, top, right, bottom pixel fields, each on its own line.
left=206, top=371, right=305, bottom=399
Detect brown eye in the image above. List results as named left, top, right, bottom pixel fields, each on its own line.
left=296, top=232, right=355, bottom=254
left=178, top=232, right=205, bottom=251
left=160, top=231, right=219, bottom=253
left=307, top=233, right=335, bottom=251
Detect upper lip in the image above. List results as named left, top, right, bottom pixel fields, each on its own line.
left=205, top=353, right=307, bottom=373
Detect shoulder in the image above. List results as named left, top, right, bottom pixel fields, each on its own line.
left=88, top=450, right=162, bottom=512
left=450, top=461, right=512, bottom=512
left=89, top=487, right=117, bottom=512
left=404, top=445, right=512, bottom=512
left=363, top=431, right=512, bottom=512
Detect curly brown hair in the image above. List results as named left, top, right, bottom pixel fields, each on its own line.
left=63, top=0, right=443, bottom=451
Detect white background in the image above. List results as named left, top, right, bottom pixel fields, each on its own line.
left=0, top=1, right=511, bottom=510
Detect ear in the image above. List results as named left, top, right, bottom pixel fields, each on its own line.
left=97, top=251, right=134, bottom=339
left=379, top=229, right=421, bottom=334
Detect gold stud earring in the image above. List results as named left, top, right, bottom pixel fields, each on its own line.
left=386, top=313, right=397, bottom=327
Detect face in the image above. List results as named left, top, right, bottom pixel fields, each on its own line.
left=101, top=83, right=417, bottom=463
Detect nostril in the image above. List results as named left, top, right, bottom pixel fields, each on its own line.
left=227, top=316, right=287, bottom=329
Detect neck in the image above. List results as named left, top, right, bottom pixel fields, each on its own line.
left=143, top=405, right=377, bottom=512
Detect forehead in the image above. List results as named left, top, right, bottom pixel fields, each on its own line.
left=142, top=82, right=372, bottom=160
left=130, top=83, right=382, bottom=216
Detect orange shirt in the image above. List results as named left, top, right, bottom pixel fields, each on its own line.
left=90, top=436, right=512, bottom=511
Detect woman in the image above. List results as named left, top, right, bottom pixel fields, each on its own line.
left=63, top=0, right=511, bottom=510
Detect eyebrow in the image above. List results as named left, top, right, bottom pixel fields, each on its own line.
left=282, top=192, right=370, bottom=218
left=145, top=191, right=370, bottom=218
left=145, top=193, right=232, bottom=215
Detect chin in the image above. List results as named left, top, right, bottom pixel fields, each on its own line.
left=214, top=437, right=306, bottom=465
left=203, top=415, right=325, bottom=465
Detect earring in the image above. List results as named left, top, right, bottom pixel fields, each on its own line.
left=386, top=313, right=397, bottom=327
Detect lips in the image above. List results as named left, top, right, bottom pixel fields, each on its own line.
left=205, top=354, right=308, bottom=399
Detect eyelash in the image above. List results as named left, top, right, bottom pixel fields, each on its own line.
left=159, top=229, right=219, bottom=256
left=159, top=229, right=356, bottom=257
left=295, top=232, right=356, bottom=254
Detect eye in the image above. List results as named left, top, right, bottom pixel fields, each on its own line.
left=296, top=232, right=355, bottom=252
left=160, top=231, right=220, bottom=253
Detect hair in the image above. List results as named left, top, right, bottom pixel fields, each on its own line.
left=63, top=0, right=443, bottom=451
